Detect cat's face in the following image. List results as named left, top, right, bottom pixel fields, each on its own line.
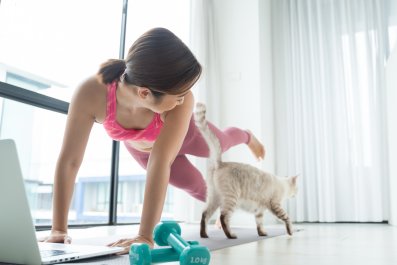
left=288, top=175, right=299, bottom=197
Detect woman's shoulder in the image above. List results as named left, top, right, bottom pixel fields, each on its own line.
left=76, top=76, right=107, bottom=96
left=70, top=76, right=108, bottom=121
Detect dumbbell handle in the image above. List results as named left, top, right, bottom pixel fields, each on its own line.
left=151, top=242, right=198, bottom=263
left=151, top=248, right=179, bottom=263
left=167, top=232, right=189, bottom=253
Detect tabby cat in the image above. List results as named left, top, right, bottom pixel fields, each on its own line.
left=194, top=102, right=298, bottom=239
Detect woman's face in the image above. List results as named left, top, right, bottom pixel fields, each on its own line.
left=149, top=90, right=190, bottom=113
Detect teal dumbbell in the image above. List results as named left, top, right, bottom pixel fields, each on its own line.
left=129, top=241, right=200, bottom=265
left=153, top=221, right=210, bottom=265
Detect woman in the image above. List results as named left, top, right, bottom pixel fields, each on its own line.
left=42, top=27, right=265, bottom=254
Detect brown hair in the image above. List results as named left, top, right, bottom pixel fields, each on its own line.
left=97, top=28, right=202, bottom=97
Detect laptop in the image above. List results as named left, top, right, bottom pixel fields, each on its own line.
left=0, top=139, right=124, bottom=264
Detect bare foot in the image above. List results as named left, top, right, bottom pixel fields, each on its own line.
left=214, top=216, right=222, bottom=229
left=247, top=130, right=265, bottom=161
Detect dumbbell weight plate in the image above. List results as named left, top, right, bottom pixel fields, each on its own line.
left=180, top=245, right=211, bottom=265
left=153, top=221, right=182, bottom=246
left=129, top=243, right=151, bottom=265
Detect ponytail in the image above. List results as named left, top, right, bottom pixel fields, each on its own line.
left=97, top=59, right=126, bottom=85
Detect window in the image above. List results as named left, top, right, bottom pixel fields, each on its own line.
left=0, top=0, right=193, bottom=226
left=0, top=96, right=112, bottom=225
left=0, top=0, right=122, bottom=226
left=0, top=0, right=123, bottom=101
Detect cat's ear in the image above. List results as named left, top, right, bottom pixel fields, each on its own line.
left=291, top=175, right=298, bottom=185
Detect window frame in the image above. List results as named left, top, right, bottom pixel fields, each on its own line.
left=0, top=0, right=129, bottom=230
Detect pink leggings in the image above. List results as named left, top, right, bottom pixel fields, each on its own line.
left=124, top=117, right=250, bottom=202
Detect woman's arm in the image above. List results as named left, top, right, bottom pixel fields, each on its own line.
left=108, top=92, right=194, bottom=254
left=107, top=92, right=194, bottom=253
left=49, top=78, right=101, bottom=237
left=139, top=91, right=194, bottom=239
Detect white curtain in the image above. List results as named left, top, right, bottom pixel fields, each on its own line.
left=272, top=0, right=392, bottom=222
left=189, top=0, right=222, bottom=126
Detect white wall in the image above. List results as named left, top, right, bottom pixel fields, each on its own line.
left=211, top=0, right=274, bottom=169
left=386, top=44, right=397, bottom=226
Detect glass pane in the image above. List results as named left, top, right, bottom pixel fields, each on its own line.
left=0, top=0, right=123, bottom=101
left=125, top=0, right=191, bottom=52
left=117, top=145, right=175, bottom=223
left=117, top=0, right=190, bottom=223
left=0, top=98, right=112, bottom=225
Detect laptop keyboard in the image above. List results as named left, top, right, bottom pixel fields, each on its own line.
left=40, top=250, right=74, bottom=258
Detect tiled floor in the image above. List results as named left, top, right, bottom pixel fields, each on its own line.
left=36, top=223, right=397, bottom=265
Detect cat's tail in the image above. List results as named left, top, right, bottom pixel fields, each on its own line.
left=194, top=102, right=222, bottom=169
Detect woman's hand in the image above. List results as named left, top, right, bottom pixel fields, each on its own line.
left=38, top=230, right=72, bottom=244
left=107, top=235, right=155, bottom=255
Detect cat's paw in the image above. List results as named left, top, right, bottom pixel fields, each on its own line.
left=225, top=232, right=238, bottom=239
left=200, top=231, right=209, bottom=238
left=286, top=224, right=293, bottom=235
left=257, top=229, right=268, bottom=237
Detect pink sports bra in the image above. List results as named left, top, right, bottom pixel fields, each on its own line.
left=102, top=82, right=164, bottom=142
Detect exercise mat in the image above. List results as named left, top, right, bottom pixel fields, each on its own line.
left=181, top=225, right=292, bottom=251
left=64, top=225, right=297, bottom=264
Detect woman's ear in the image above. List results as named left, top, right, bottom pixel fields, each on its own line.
left=137, top=87, right=151, bottom=99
